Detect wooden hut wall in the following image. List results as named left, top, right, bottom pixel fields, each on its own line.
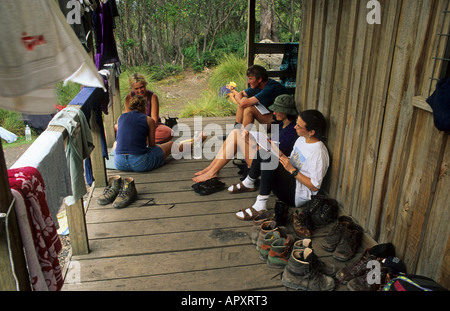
left=296, top=0, right=449, bottom=287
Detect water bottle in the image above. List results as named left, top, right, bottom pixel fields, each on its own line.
left=193, top=131, right=202, bottom=159
left=25, top=125, right=32, bottom=141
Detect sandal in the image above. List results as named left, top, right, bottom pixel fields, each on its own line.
left=236, top=207, right=261, bottom=221
left=192, top=177, right=225, bottom=196
left=228, top=181, right=256, bottom=194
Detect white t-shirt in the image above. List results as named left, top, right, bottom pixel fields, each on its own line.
left=289, top=136, right=330, bottom=207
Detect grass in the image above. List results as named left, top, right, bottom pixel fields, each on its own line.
left=179, top=54, right=247, bottom=118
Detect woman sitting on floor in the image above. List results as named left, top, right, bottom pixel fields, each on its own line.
left=114, top=95, right=195, bottom=172
left=123, top=73, right=173, bottom=144
left=192, top=94, right=299, bottom=183
left=233, top=109, right=329, bottom=220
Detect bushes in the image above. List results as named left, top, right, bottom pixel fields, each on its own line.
left=179, top=54, right=247, bottom=118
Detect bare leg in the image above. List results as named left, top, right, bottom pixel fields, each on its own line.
left=242, top=106, right=273, bottom=130
left=192, top=129, right=257, bottom=182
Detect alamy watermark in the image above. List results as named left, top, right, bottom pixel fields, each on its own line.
left=367, top=0, right=381, bottom=25
left=66, top=0, right=82, bottom=25
left=170, top=116, right=280, bottom=171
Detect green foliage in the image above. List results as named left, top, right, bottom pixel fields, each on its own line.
left=208, top=54, right=247, bottom=93
left=0, top=109, right=24, bottom=136
left=56, top=81, right=81, bottom=107
left=179, top=90, right=236, bottom=118
left=179, top=54, right=247, bottom=118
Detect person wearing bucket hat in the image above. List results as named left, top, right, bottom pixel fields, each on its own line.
left=234, top=109, right=329, bottom=221
left=192, top=94, right=299, bottom=184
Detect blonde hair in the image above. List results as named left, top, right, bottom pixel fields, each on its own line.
left=128, top=95, right=147, bottom=114
left=129, top=73, right=148, bottom=88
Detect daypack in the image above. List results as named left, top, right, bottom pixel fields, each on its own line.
left=383, top=274, right=448, bottom=291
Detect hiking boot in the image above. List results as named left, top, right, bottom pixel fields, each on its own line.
left=97, top=175, right=122, bottom=205
left=293, top=209, right=312, bottom=238
left=335, top=248, right=377, bottom=284
left=274, top=200, right=288, bottom=226
left=112, top=177, right=137, bottom=209
left=321, top=216, right=354, bottom=252
left=333, top=223, right=363, bottom=262
left=293, top=238, right=313, bottom=250
left=259, top=231, right=281, bottom=261
left=281, top=248, right=335, bottom=291
left=346, top=267, right=389, bottom=291
left=256, top=220, right=278, bottom=250
left=267, top=236, right=293, bottom=269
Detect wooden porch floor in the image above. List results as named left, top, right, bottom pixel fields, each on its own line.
left=62, top=117, right=362, bottom=291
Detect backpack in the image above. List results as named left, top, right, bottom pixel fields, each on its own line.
left=383, top=274, right=448, bottom=291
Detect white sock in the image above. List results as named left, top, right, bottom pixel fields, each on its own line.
left=235, top=195, right=269, bottom=218
left=252, top=194, right=269, bottom=211
left=227, top=175, right=256, bottom=192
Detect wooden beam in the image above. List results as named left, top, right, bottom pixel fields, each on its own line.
left=247, top=0, right=256, bottom=68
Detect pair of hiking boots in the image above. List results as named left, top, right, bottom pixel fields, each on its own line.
left=97, top=175, right=137, bottom=209
left=322, top=216, right=363, bottom=261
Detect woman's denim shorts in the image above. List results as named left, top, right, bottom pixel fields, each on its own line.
left=114, top=146, right=164, bottom=172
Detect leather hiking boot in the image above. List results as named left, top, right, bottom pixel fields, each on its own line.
left=281, top=248, right=335, bottom=291
left=112, top=177, right=137, bottom=209
left=321, top=216, right=354, bottom=252
left=256, top=220, right=278, bottom=250
left=259, top=231, right=282, bottom=261
left=274, top=200, right=288, bottom=226
left=293, top=209, right=312, bottom=238
left=267, top=236, right=293, bottom=269
left=97, top=175, right=122, bottom=205
left=293, top=238, right=313, bottom=250
left=335, top=248, right=377, bottom=284
left=346, top=267, right=390, bottom=291
left=333, top=223, right=363, bottom=262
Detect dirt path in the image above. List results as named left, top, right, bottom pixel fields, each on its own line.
left=155, top=68, right=210, bottom=118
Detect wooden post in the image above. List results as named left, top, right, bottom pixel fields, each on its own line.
left=247, top=0, right=256, bottom=68
left=0, top=141, right=31, bottom=291
left=65, top=199, right=89, bottom=255
left=90, top=108, right=107, bottom=188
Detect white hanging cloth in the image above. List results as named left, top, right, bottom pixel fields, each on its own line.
left=0, top=0, right=106, bottom=114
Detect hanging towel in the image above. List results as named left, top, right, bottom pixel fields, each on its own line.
left=48, top=106, right=94, bottom=206
left=0, top=0, right=105, bottom=114
left=8, top=167, right=63, bottom=291
left=11, top=130, right=72, bottom=228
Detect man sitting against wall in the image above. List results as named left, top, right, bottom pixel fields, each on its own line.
left=228, top=64, right=290, bottom=131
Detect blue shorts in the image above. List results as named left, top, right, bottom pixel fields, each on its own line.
left=114, top=146, right=165, bottom=172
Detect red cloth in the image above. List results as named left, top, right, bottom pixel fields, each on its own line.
left=8, top=167, right=63, bottom=291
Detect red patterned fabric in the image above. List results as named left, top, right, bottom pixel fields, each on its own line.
left=8, top=167, right=63, bottom=291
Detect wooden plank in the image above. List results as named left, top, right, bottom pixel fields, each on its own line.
left=254, top=43, right=299, bottom=54
left=326, top=0, right=359, bottom=199
left=396, top=110, right=448, bottom=274
left=415, top=135, right=449, bottom=288
left=63, top=264, right=285, bottom=291
left=337, top=1, right=376, bottom=224
left=358, top=0, right=402, bottom=235
left=296, top=0, right=315, bottom=112
left=317, top=0, right=341, bottom=119
left=86, top=197, right=269, bottom=223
